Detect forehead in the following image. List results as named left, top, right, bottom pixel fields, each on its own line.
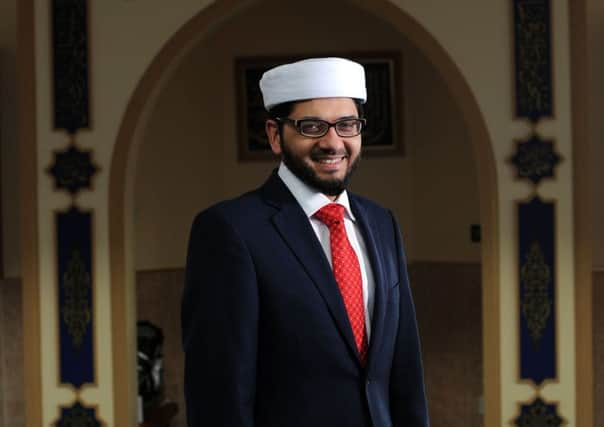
left=290, top=97, right=358, bottom=119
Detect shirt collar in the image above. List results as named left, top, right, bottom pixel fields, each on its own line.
left=278, top=162, right=356, bottom=221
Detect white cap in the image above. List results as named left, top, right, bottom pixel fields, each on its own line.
left=259, top=57, right=367, bottom=110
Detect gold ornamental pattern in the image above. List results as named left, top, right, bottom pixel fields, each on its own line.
left=57, top=402, right=100, bottom=427
left=514, top=0, right=553, bottom=121
left=510, top=135, right=561, bottom=185
left=514, top=398, right=563, bottom=427
left=520, top=241, right=552, bottom=349
left=61, top=249, right=92, bottom=351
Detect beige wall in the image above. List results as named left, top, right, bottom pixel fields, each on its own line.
left=0, top=0, right=18, bottom=278
left=134, top=0, right=480, bottom=271
left=405, top=50, right=480, bottom=262
left=18, top=0, right=591, bottom=424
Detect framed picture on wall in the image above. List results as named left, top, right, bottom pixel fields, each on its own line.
left=235, top=53, right=403, bottom=161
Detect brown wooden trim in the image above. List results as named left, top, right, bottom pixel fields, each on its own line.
left=0, top=59, right=3, bottom=279
left=17, top=0, right=42, bottom=425
left=569, top=0, right=594, bottom=424
left=110, top=0, right=500, bottom=424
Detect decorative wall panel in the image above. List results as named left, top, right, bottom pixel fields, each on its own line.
left=57, top=207, right=94, bottom=388
left=511, top=1, right=564, bottom=419
left=55, top=401, right=102, bottom=427
left=518, top=197, right=556, bottom=385
left=48, top=145, right=98, bottom=195
left=511, top=135, right=561, bottom=184
left=513, top=397, right=563, bottom=426
left=513, top=0, right=553, bottom=122
left=52, top=0, right=90, bottom=133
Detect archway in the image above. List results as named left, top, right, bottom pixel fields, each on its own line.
left=109, top=1, right=499, bottom=425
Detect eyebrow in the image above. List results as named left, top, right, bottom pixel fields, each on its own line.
left=297, top=115, right=359, bottom=120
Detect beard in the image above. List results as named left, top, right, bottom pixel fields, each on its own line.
left=281, top=138, right=360, bottom=196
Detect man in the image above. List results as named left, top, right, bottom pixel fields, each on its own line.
left=182, top=57, right=429, bottom=426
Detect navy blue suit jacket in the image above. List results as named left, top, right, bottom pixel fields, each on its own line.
left=182, top=172, right=429, bottom=426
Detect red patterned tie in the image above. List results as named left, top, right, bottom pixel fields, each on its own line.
left=314, top=203, right=368, bottom=365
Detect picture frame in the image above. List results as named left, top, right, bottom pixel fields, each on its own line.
left=235, top=53, right=403, bottom=161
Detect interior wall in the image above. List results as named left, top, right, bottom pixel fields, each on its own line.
left=136, top=270, right=184, bottom=427
left=136, top=262, right=484, bottom=427
left=595, top=271, right=604, bottom=427
left=587, top=0, right=604, bottom=269
left=133, top=2, right=482, bottom=426
left=406, top=50, right=480, bottom=262
left=133, top=0, right=480, bottom=271
left=0, top=278, right=24, bottom=427
left=0, top=0, right=18, bottom=278
left=586, top=2, right=603, bottom=422
left=0, top=0, right=21, bottom=425
left=12, top=0, right=589, bottom=424
left=410, top=262, right=483, bottom=427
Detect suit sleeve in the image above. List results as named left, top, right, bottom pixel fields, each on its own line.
left=181, top=208, right=258, bottom=427
left=388, top=211, right=430, bottom=427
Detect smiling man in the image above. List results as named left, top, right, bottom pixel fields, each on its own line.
left=182, top=58, right=429, bottom=427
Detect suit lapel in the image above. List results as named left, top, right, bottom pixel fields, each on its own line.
left=261, top=173, right=361, bottom=363
left=350, top=197, right=388, bottom=372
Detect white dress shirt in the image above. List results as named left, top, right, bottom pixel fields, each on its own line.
left=278, top=163, right=376, bottom=339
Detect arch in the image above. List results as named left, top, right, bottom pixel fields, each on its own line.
left=109, top=1, right=500, bottom=425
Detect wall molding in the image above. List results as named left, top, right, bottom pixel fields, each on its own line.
left=17, top=0, right=42, bottom=425
left=569, top=0, right=594, bottom=424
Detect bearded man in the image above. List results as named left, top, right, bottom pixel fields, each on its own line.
left=182, top=57, right=429, bottom=427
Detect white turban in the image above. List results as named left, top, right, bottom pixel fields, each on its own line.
left=259, top=57, right=367, bottom=111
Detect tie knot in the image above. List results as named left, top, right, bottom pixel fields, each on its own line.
left=314, top=203, right=345, bottom=227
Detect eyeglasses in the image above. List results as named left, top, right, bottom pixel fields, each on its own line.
left=276, top=117, right=366, bottom=138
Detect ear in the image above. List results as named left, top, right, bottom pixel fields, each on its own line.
left=265, top=119, right=282, bottom=155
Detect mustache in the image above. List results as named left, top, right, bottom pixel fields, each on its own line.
left=309, top=147, right=349, bottom=159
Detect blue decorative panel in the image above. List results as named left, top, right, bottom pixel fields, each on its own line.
left=518, top=197, right=555, bottom=385
left=57, top=207, right=94, bottom=387
left=511, top=135, right=561, bottom=185
left=57, top=401, right=102, bottom=427
left=48, top=145, right=98, bottom=195
left=514, top=397, right=563, bottom=427
left=52, top=0, right=90, bottom=133
left=513, top=0, right=553, bottom=122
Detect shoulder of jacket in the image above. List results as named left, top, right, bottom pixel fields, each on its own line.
left=349, top=192, right=390, bottom=216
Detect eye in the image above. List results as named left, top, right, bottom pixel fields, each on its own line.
left=336, top=119, right=360, bottom=134
left=337, top=120, right=356, bottom=131
left=299, top=120, right=327, bottom=135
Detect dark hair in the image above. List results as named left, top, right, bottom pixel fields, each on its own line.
left=268, top=99, right=365, bottom=133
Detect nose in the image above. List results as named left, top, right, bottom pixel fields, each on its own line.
left=317, top=126, right=345, bottom=151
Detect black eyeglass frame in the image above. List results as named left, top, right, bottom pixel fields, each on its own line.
left=275, top=117, right=367, bottom=138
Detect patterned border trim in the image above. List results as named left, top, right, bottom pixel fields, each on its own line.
left=513, top=397, right=565, bottom=426
left=57, top=207, right=95, bottom=388
left=513, top=0, right=553, bottom=121
left=55, top=401, right=102, bottom=427
left=52, top=0, right=90, bottom=133
left=47, top=144, right=99, bottom=195
left=510, top=135, right=561, bottom=185
left=518, top=197, right=556, bottom=385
